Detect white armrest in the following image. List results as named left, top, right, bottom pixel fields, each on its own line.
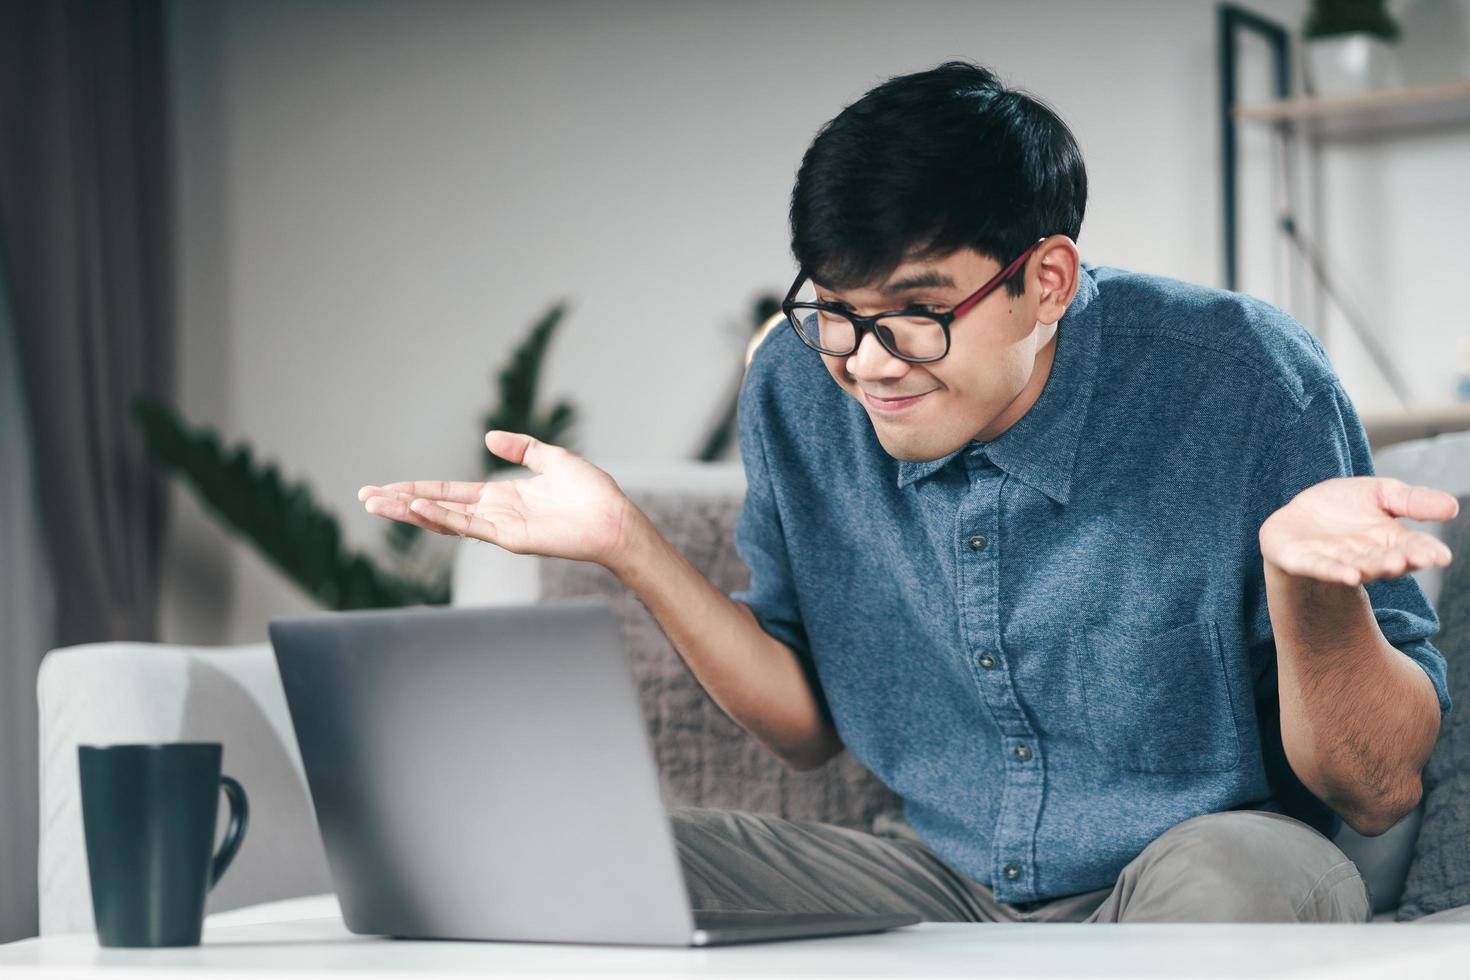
left=36, top=642, right=333, bottom=936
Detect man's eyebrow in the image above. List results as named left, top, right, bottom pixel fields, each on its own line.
left=878, top=269, right=955, bottom=293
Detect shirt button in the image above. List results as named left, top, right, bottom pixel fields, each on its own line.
left=1014, top=745, right=1032, bottom=762
left=1003, top=863, right=1021, bottom=881
left=977, top=653, right=996, bottom=670
left=967, top=534, right=988, bottom=551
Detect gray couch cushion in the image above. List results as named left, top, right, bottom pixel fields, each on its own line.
left=1397, top=495, right=1470, bottom=920
left=537, top=489, right=902, bottom=830
left=1335, top=434, right=1470, bottom=914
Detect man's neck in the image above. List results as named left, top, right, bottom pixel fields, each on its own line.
left=974, top=322, right=1060, bottom=443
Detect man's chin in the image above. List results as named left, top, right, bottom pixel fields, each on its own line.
left=871, top=427, right=965, bottom=464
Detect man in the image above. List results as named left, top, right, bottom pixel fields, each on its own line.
left=358, top=62, right=1457, bottom=923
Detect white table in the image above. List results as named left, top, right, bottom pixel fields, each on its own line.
left=5, top=894, right=1470, bottom=979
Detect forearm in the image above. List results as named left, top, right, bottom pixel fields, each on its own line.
left=1265, top=561, right=1440, bottom=835
left=607, top=509, right=843, bottom=771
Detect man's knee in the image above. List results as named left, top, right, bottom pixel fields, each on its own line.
left=668, top=807, right=786, bottom=912
left=1113, top=810, right=1370, bottom=923
left=669, top=806, right=771, bottom=851
left=668, top=805, right=718, bottom=836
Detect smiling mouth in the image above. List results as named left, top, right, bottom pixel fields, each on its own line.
left=862, top=390, right=934, bottom=414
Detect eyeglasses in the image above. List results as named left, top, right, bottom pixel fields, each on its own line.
left=781, top=238, right=1045, bottom=363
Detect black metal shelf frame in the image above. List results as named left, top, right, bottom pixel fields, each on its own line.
left=1217, top=4, right=1292, bottom=292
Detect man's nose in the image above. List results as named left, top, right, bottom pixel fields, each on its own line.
left=846, top=328, right=910, bottom=382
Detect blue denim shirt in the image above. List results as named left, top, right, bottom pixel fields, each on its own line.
left=731, top=263, right=1452, bottom=905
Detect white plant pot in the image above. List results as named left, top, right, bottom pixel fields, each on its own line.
left=1303, top=34, right=1401, bottom=97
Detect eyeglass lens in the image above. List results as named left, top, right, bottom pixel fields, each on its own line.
left=787, top=306, right=947, bottom=361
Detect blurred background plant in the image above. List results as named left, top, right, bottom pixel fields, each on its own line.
left=695, top=294, right=780, bottom=462
left=1303, top=0, right=1400, bottom=40
left=133, top=301, right=578, bottom=610
left=132, top=295, right=776, bottom=611
left=131, top=397, right=451, bottom=608
left=380, top=301, right=578, bottom=578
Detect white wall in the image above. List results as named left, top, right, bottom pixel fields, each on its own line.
left=159, top=0, right=1470, bottom=645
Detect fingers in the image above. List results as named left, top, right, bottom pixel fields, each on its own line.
left=1399, top=533, right=1453, bottom=569
left=1288, top=532, right=1452, bottom=587
left=363, top=493, right=455, bottom=534
left=1375, top=478, right=1460, bottom=523
left=486, top=430, right=562, bottom=473
left=484, top=430, right=527, bottom=466
left=360, top=485, right=471, bottom=514
left=359, top=481, right=482, bottom=504
left=1354, top=532, right=1453, bottom=574
left=1327, top=539, right=1410, bottom=577
left=407, top=497, right=499, bottom=544
left=363, top=492, right=496, bottom=541
left=1293, top=542, right=1366, bottom=586
left=1363, top=546, right=1409, bottom=579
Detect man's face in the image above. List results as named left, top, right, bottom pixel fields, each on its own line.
left=814, top=247, right=1055, bottom=463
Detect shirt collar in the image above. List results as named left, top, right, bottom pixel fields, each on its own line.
left=896, top=265, right=1100, bottom=505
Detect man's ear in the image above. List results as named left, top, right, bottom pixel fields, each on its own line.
left=1032, top=235, right=1081, bottom=326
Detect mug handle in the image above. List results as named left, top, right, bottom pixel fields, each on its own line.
left=208, top=775, right=249, bottom=890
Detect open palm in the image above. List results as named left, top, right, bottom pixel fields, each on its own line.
left=358, top=431, right=636, bottom=566
left=1259, top=476, right=1457, bottom=587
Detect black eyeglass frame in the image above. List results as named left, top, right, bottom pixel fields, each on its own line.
left=780, top=238, right=1047, bottom=364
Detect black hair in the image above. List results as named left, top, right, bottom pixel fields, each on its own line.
left=790, top=61, right=1087, bottom=298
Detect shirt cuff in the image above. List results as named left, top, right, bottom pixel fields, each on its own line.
left=1395, top=637, right=1453, bottom=719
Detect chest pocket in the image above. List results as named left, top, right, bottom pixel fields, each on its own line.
left=1078, top=619, right=1242, bottom=773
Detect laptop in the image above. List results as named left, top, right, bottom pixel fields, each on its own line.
left=268, top=598, right=920, bottom=946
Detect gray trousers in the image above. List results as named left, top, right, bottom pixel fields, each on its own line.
left=670, top=807, right=1371, bottom=923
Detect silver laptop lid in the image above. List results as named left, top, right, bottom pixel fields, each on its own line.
left=269, top=598, right=696, bottom=945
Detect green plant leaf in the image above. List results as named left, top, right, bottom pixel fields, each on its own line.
left=695, top=292, right=781, bottom=462
left=132, top=397, right=448, bottom=609
left=1303, top=0, right=1400, bottom=40
left=482, top=301, right=578, bottom=473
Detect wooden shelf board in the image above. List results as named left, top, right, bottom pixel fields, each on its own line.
left=1233, top=78, right=1470, bottom=135
left=1362, top=402, right=1470, bottom=450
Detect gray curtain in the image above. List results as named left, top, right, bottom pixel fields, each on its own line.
left=0, top=0, right=175, bottom=943
left=0, top=269, right=54, bottom=944
left=0, top=0, right=175, bottom=647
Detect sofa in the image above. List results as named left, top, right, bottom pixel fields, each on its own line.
left=33, top=433, right=1470, bottom=934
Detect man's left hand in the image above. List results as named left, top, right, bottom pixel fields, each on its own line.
left=1260, top=477, right=1458, bottom=587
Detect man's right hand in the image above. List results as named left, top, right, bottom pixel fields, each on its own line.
left=358, top=430, right=640, bottom=570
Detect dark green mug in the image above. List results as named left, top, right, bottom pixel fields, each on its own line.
left=78, top=742, right=249, bottom=947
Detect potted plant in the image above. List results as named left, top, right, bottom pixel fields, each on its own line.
left=1302, top=0, right=1403, bottom=96
left=131, top=304, right=578, bottom=612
